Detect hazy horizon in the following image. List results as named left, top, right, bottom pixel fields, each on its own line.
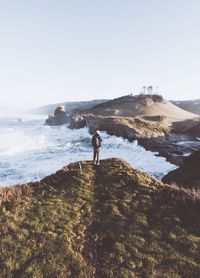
left=1, top=0, right=200, bottom=109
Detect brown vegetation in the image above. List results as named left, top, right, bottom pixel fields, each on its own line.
left=0, top=158, right=200, bottom=277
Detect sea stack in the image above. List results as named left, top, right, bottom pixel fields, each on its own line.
left=45, top=105, right=68, bottom=126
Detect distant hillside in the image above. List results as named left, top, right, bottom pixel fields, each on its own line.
left=32, top=99, right=108, bottom=115
left=172, top=99, right=200, bottom=115
left=0, top=158, right=200, bottom=277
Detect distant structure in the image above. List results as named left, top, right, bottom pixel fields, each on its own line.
left=141, top=86, right=159, bottom=95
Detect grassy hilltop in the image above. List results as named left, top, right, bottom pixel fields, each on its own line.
left=0, top=158, right=200, bottom=277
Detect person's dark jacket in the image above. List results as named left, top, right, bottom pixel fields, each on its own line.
left=92, top=134, right=102, bottom=149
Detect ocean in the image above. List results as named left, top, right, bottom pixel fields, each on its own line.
left=0, top=114, right=176, bottom=186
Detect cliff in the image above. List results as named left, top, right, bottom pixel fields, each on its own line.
left=0, top=158, right=200, bottom=277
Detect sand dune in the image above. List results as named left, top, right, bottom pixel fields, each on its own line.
left=89, top=95, right=198, bottom=122
left=144, top=100, right=198, bottom=122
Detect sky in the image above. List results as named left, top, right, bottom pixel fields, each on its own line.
left=0, top=0, right=200, bottom=108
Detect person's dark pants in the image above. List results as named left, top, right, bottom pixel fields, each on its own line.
left=93, top=148, right=100, bottom=164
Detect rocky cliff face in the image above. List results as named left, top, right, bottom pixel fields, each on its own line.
left=84, top=115, right=168, bottom=139
left=45, top=105, right=68, bottom=126
left=162, top=150, right=200, bottom=188
left=0, top=158, right=200, bottom=277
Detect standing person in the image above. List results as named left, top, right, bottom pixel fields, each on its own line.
left=92, top=130, right=102, bottom=165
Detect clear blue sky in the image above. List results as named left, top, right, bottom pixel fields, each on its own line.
left=0, top=0, right=200, bottom=108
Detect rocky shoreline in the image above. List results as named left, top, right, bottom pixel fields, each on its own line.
left=68, top=113, right=200, bottom=166
left=45, top=95, right=200, bottom=166
left=138, top=134, right=200, bottom=165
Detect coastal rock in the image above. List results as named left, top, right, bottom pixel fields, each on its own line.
left=139, top=133, right=200, bottom=165
left=83, top=115, right=200, bottom=166
left=45, top=105, right=68, bottom=126
left=68, top=114, right=86, bottom=129
left=186, top=122, right=200, bottom=137
left=162, top=150, right=200, bottom=188
left=85, top=116, right=166, bottom=140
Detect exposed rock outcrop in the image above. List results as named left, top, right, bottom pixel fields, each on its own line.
left=68, top=113, right=168, bottom=140
left=45, top=105, right=68, bottom=126
left=162, top=150, right=200, bottom=188
left=139, top=133, right=200, bottom=165
left=85, top=115, right=167, bottom=139
left=186, top=121, right=200, bottom=137
left=68, top=114, right=86, bottom=129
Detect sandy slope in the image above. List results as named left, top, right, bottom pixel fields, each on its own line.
left=89, top=95, right=198, bottom=121
left=144, top=100, right=198, bottom=123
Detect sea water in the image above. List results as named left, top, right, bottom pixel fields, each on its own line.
left=0, top=115, right=176, bottom=186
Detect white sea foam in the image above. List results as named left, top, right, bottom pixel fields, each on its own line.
left=0, top=116, right=177, bottom=186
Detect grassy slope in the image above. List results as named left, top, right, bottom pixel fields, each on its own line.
left=0, top=159, right=200, bottom=277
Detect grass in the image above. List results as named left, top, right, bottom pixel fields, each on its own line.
left=0, top=158, right=200, bottom=277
